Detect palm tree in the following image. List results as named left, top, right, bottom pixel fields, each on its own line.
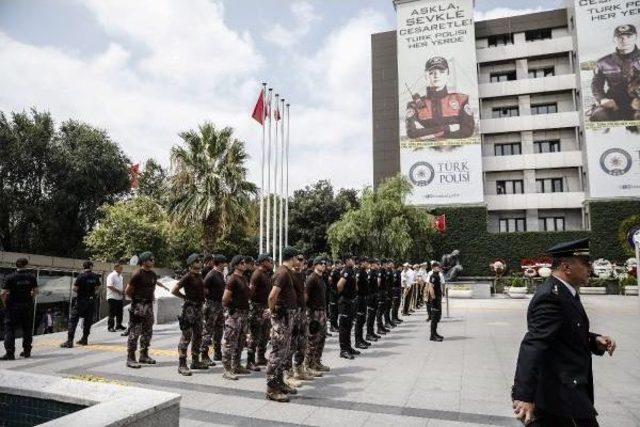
left=167, top=123, right=257, bottom=251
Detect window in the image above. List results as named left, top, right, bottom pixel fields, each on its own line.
left=494, top=142, right=522, bottom=156
left=525, top=28, right=552, bottom=42
left=488, top=34, right=514, bottom=47
left=490, top=71, right=516, bottom=82
left=492, top=106, right=519, bottom=118
left=531, top=103, right=557, bottom=115
left=539, top=217, right=565, bottom=231
left=528, top=67, right=555, bottom=79
left=496, top=180, right=524, bottom=195
left=499, top=218, right=527, bottom=233
left=534, top=140, right=561, bottom=153
left=536, top=178, right=564, bottom=193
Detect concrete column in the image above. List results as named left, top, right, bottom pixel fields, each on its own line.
left=526, top=209, right=540, bottom=232
left=519, top=95, right=531, bottom=116
left=521, top=130, right=534, bottom=154
left=516, top=59, right=528, bottom=80
left=523, top=169, right=536, bottom=194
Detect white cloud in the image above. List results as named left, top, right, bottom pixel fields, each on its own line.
left=475, top=7, right=548, bottom=22
left=263, top=1, right=320, bottom=48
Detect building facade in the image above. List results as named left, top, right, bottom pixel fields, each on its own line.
left=373, top=8, right=593, bottom=233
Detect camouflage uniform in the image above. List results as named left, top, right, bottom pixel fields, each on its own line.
left=222, top=309, right=248, bottom=370
left=178, top=301, right=203, bottom=358
left=305, top=308, right=327, bottom=366
left=128, top=301, right=154, bottom=353
left=266, top=308, right=294, bottom=386
left=201, top=300, right=224, bottom=356
left=286, top=309, right=307, bottom=368
left=247, top=302, right=270, bottom=357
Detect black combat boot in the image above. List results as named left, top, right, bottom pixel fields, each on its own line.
left=59, top=341, right=73, bottom=348
left=76, top=336, right=88, bottom=346
left=256, top=349, right=268, bottom=366
left=19, top=348, right=31, bottom=358
left=246, top=352, right=261, bottom=372
left=178, top=357, right=192, bottom=376
left=0, top=353, right=15, bottom=361
left=339, top=350, right=354, bottom=359
left=366, top=333, right=379, bottom=342
left=190, top=353, right=209, bottom=370
left=139, top=348, right=156, bottom=364
left=213, top=347, right=223, bottom=361
left=126, top=351, right=141, bottom=368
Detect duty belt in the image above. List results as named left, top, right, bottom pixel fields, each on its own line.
left=183, top=299, right=203, bottom=306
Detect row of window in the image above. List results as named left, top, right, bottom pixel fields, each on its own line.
left=493, top=140, right=561, bottom=156
left=491, top=103, right=558, bottom=118
left=498, top=216, right=565, bottom=233
left=487, top=28, right=553, bottom=47
left=496, top=178, right=564, bottom=195
left=489, top=67, right=555, bottom=82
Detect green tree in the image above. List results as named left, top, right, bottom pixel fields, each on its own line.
left=328, top=175, right=434, bottom=261
left=137, top=159, right=167, bottom=203
left=167, top=123, right=257, bottom=251
left=288, top=180, right=359, bottom=256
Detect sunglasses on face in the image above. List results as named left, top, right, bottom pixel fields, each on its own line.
left=296, top=257, right=304, bottom=261
left=319, top=262, right=327, bottom=266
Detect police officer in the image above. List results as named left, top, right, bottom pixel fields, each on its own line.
left=201, top=254, right=227, bottom=364
left=365, top=258, right=381, bottom=343
left=1, top=258, right=38, bottom=360
left=384, top=260, right=396, bottom=329
left=512, top=238, right=617, bottom=426
left=322, top=259, right=333, bottom=337
left=304, top=256, right=330, bottom=374
left=336, top=254, right=360, bottom=359
left=405, top=56, right=475, bottom=140
left=60, top=261, right=101, bottom=348
left=172, top=253, right=209, bottom=376
left=328, top=260, right=341, bottom=333
left=266, top=246, right=302, bottom=403
left=247, top=253, right=273, bottom=370
left=243, top=256, right=255, bottom=281
left=354, top=257, right=371, bottom=349
left=391, top=261, right=403, bottom=324
left=221, top=255, right=251, bottom=380
left=288, top=255, right=315, bottom=383
left=426, top=262, right=445, bottom=342
left=590, top=25, right=640, bottom=122
left=376, top=258, right=390, bottom=336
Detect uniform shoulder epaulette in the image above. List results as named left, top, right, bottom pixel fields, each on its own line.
left=551, top=283, right=559, bottom=295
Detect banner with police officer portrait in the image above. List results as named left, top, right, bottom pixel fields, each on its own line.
left=395, top=0, right=483, bottom=205
left=572, top=0, right=640, bottom=197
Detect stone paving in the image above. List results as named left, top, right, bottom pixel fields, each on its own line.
left=2, top=295, right=639, bottom=426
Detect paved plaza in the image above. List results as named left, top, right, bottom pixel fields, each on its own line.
left=3, top=296, right=639, bottom=426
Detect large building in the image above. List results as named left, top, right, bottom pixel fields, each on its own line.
left=372, top=4, right=640, bottom=234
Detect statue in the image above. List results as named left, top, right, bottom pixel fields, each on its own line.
left=441, top=249, right=463, bottom=281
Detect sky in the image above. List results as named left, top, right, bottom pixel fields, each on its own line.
left=0, top=0, right=564, bottom=192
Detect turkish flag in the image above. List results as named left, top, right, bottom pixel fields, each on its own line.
left=434, top=214, right=446, bottom=234
left=251, top=90, right=266, bottom=125
left=274, top=103, right=281, bottom=121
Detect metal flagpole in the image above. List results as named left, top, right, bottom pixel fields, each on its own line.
left=278, top=98, right=285, bottom=263
left=285, top=103, right=290, bottom=246
left=272, top=93, right=280, bottom=263
left=259, top=83, right=266, bottom=254
left=265, top=88, right=273, bottom=254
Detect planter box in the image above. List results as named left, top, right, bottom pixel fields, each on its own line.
left=604, top=279, right=620, bottom=295
left=448, top=289, right=473, bottom=299
left=579, top=287, right=606, bottom=295
left=624, top=286, right=639, bottom=296
left=508, top=287, right=527, bottom=299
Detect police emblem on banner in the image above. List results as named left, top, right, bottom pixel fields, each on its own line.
left=409, top=162, right=435, bottom=186
left=599, top=148, right=632, bottom=176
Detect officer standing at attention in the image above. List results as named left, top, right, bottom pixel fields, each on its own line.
left=354, top=257, right=371, bottom=350
left=365, top=259, right=381, bottom=343
left=304, top=256, right=330, bottom=374
left=328, top=260, right=341, bottom=333
left=172, top=253, right=209, bottom=376
left=336, top=254, right=360, bottom=359
left=221, top=255, right=251, bottom=380
left=201, top=255, right=227, bottom=364
left=426, top=262, right=445, bottom=342
left=391, top=261, right=403, bottom=324
left=376, top=258, right=390, bottom=336
left=60, top=261, right=101, bottom=348
left=322, top=259, right=333, bottom=337
left=247, top=253, right=273, bottom=370
left=512, top=238, right=617, bottom=426
left=1, top=258, right=38, bottom=360
left=385, top=260, right=396, bottom=329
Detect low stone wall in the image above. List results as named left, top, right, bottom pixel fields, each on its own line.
left=0, top=370, right=180, bottom=427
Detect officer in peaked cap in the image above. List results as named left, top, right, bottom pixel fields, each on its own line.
left=512, top=238, right=617, bottom=426
left=405, top=56, right=475, bottom=141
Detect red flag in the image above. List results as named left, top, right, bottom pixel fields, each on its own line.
left=129, top=163, right=140, bottom=189
left=274, top=102, right=281, bottom=121
left=251, top=90, right=265, bottom=125
left=434, top=214, right=446, bottom=234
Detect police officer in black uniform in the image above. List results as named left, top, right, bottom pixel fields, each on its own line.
left=365, top=259, right=381, bottom=342
left=60, top=261, right=102, bottom=348
left=328, top=260, right=341, bottom=333
left=322, top=259, right=333, bottom=337
left=391, top=261, right=403, bottom=324
left=406, top=57, right=475, bottom=140
left=384, top=260, right=396, bottom=329
left=376, top=259, right=390, bottom=335
left=590, top=25, right=640, bottom=122
left=353, top=257, right=371, bottom=350
left=336, top=254, right=360, bottom=359
left=512, top=238, right=617, bottom=426
left=427, top=262, right=444, bottom=342
left=1, top=258, right=38, bottom=360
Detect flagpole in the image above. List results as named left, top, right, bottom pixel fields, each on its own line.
left=266, top=88, right=273, bottom=255
left=272, top=93, right=280, bottom=263
left=278, top=98, right=285, bottom=263
left=285, top=103, right=290, bottom=246
left=259, top=83, right=266, bottom=254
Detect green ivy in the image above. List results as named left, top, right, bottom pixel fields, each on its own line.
left=617, top=214, right=640, bottom=257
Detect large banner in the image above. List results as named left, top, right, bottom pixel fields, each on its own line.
left=396, top=0, right=483, bottom=205
left=573, top=0, right=640, bottom=197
